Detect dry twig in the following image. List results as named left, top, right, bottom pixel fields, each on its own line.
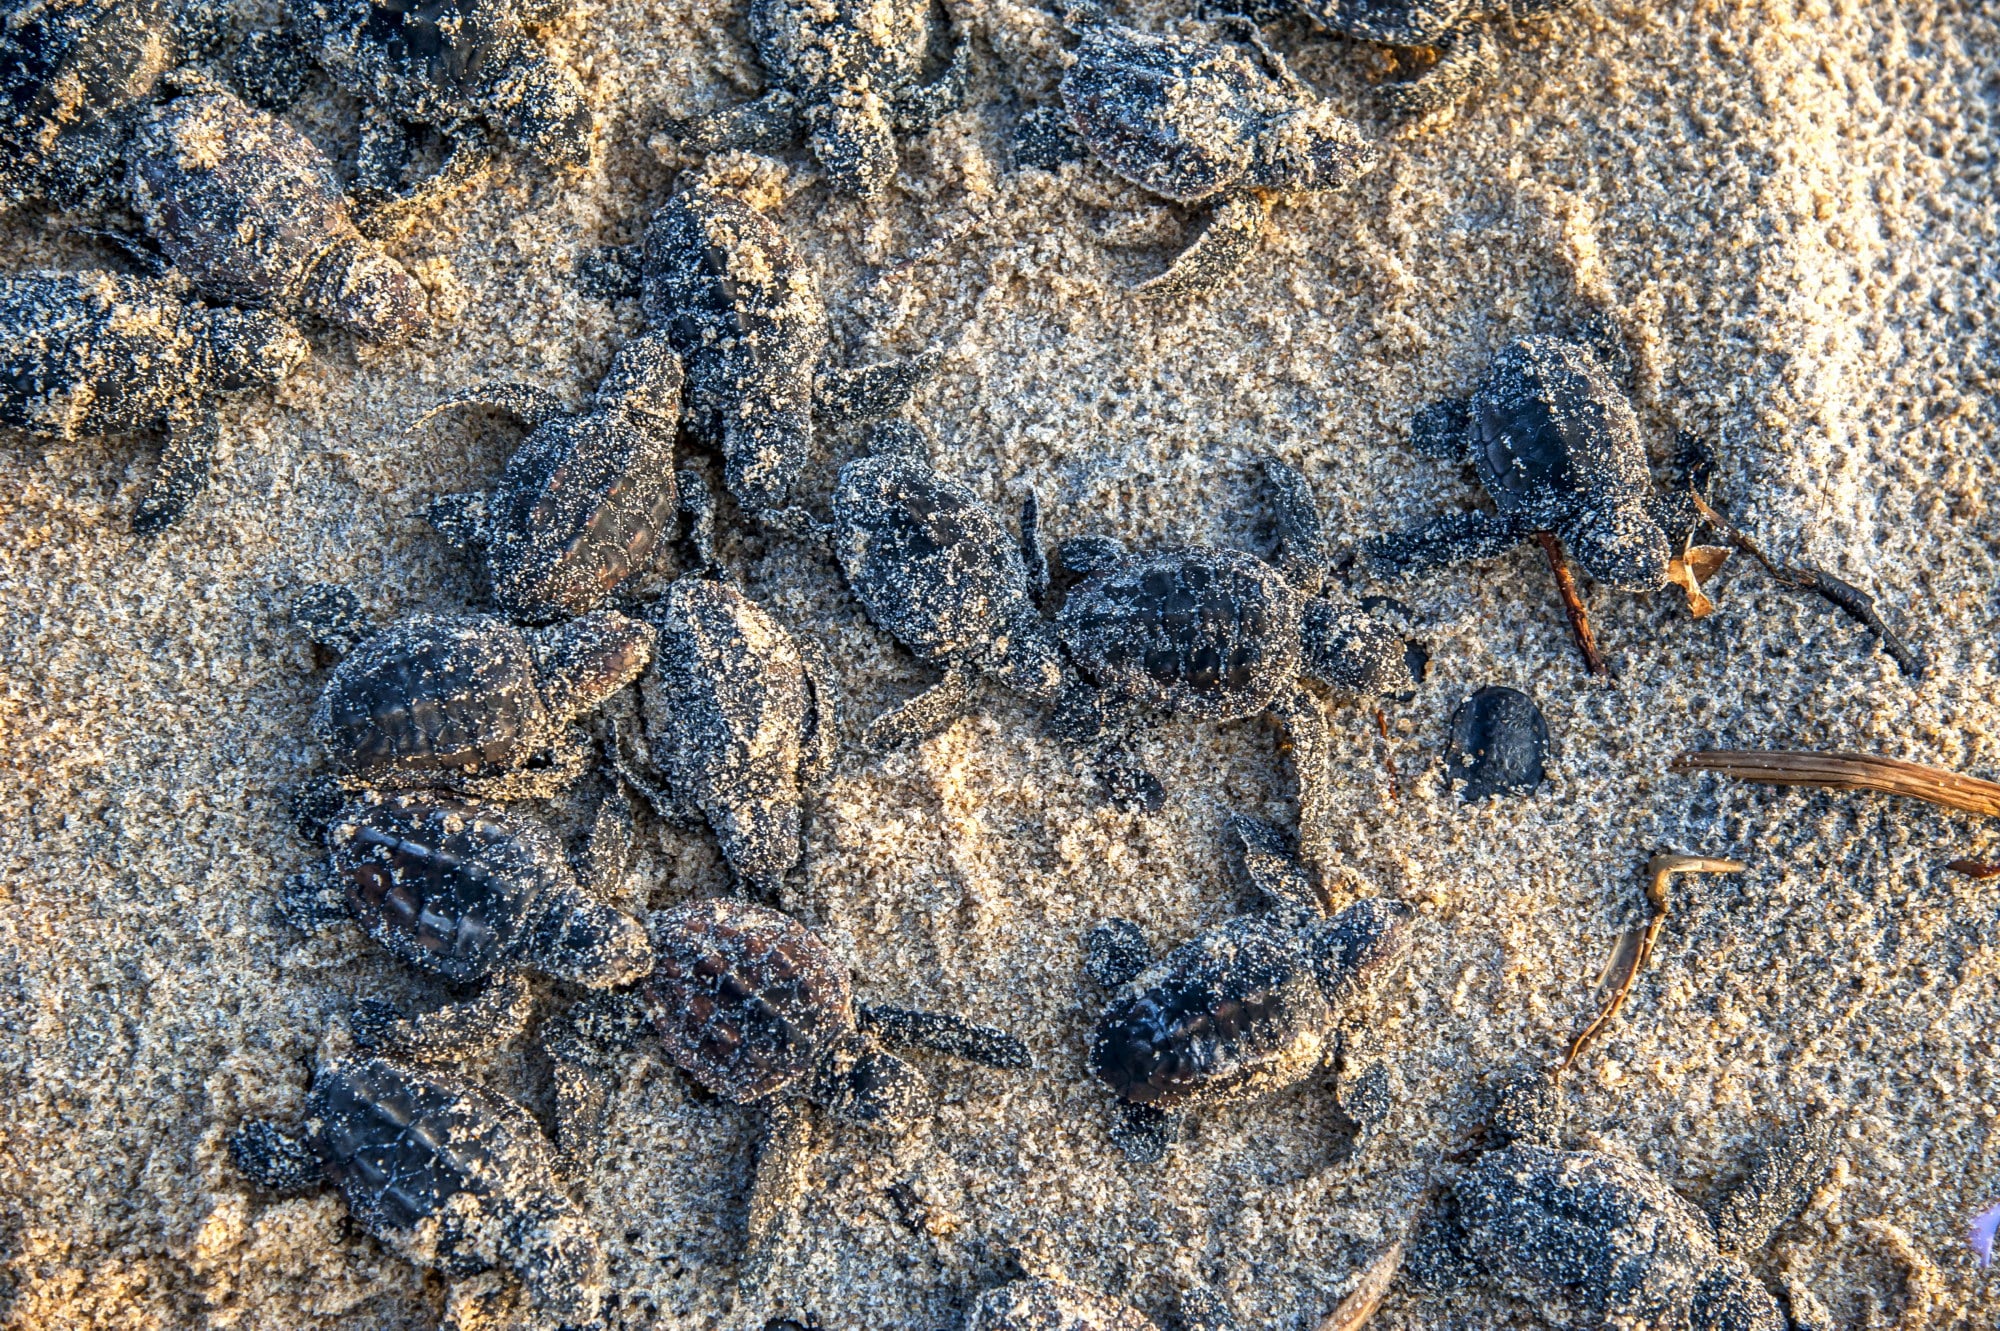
left=1315, top=1240, right=1404, bottom=1331
left=1672, top=750, right=2000, bottom=819
left=1561, top=853, right=1747, bottom=1073
left=1532, top=531, right=1612, bottom=678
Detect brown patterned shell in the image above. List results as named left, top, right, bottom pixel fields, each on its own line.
left=642, top=899, right=855, bottom=1103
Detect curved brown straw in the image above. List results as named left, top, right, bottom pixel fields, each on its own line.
left=1315, top=1240, right=1404, bottom=1331
left=1561, top=854, right=1747, bottom=1074
left=1672, top=750, right=2000, bottom=819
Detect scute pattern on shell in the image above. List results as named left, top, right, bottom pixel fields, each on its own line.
left=645, top=898, right=856, bottom=1103
left=643, top=183, right=826, bottom=513
left=1453, top=1144, right=1782, bottom=1331
left=308, top=1057, right=608, bottom=1323
left=1059, top=549, right=1301, bottom=721
left=314, top=616, right=549, bottom=782
left=1470, top=336, right=1651, bottom=529
left=1089, top=915, right=1329, bottom=1111
left=968, top=1276, right=1159, bottom=1331
left=1062, top=24, right=1280, bottom=204
left=642, top=578, right=817, bottom=887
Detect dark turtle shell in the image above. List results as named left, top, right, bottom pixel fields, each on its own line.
left=1061, top=23, right=1286, bottom=204
left=1058, top=548, right=1301, bottom=721
left=968, top=1276, right=1157, bottom=1331
left=642, top=184, right=824, bottom=513
left=643, top=898, right=855, bottom=1103
left=312, top=615, right=550, bottom=784
left=746, top=0, right=930, bottom=100
left=1452, top=1143, right=1775, bottom=1330
left=642, top=579, right=817, bottom=888
left=1468, top=336, right=1652, bottom=530
left=486, top=405, right=681, bottom=620
left=326, top=790, right=651, bottom=986
left=833, top=453, right=1064, bottom=697
left=1088, top=915, right=1330, bottom=1112
left=0, top=0, right=178, bottom=207
left=0, top=271, right=300, bottom=439
left=308, top=1057, right=606, bottom=1321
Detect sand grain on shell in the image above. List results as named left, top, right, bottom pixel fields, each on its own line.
left=3, top=0, right=1999, bottom=1328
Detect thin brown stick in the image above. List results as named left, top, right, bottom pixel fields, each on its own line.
left=1532, top=531, right=1611, bottom=678
left=1947, top=860, right=2000, bottom=881
left=1561, top=854, right=1747, bottom=1073
left=1375, top=706, right=1399, bottom=802
left=1671, top=750, right=2000, bottom=820
left=1315, top=1240, right=1405, bottom=1331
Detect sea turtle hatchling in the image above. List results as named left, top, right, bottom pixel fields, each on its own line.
left=286, top=0, right=595, bottom=221
left=1083, top=814, right=1411, bottom=1162
left=608, top=574, right=837, bottom=898
left=419, top=330, right=704, bottom=621
left=585, top=179, right=937, bottom=515
left=668, top=0, right=968, bottom=198
left=829, top=420, right=1067, bottom=751
left=0, top=270, right=309, bottom=534
left=970, top=1276, right=1239, bottom=1330
left=1407, top=1075, right=1837, bottom=1331
left=280, top=785, right=654, bottom=1059
left=297, top=584, right=652, bottom=801
left=1053, top=455, right=1410, bottom=858
left=544, top=897, right=1030, bottom=1277
left=1363, top=335, right=1699, bottom=596
left=228, top=1055, right=607, bottom=1328
left=1054, top=10, right=1378, bottom=299
left=122, top=81, right=431, bottom=342
left=0, top=0, right=179, bottom=209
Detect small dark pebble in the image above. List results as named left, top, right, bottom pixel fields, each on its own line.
left=1442, top=686, right=1548, bottom=802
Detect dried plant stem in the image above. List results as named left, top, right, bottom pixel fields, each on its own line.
left=1672, top=750, right=2000, bottom=819
left=1532, top=531, right=1611, bottom=678
left=1947, top=860, right=2000, bottom=880
left=1561, top=853, right=1747, bottom=1073
left=1315, top=1240, right=1404, bottom=1331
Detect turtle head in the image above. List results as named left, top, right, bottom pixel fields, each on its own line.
left=826, top=1046, right=929, bottom=1132
left=209, top=309, right=309, bottom=393
left=301, top=238, right=430, bottom=343
left=1254, top=101, right=1378, bottom=197
left=1306, top=896, right=1410, bottom=1002
left=1301, top=598, right=1411, bottom=697
left=528, top=610, right=653, bottom=719
left=1560, top=501, right=1671, bottom=592
left=810, top=91, right=898, bottom=199
left=528, top=896, right=655, bottom=989
left=498, top=56, right=596, bottom=172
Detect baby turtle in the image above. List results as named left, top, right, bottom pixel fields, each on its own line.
left=123, top=83, right=430, bottom=342
left=281, top=785, right=654, bottom=1058
left=1441, top=685, right=1547, bottom=801
left=229, top=1055, right=606, bottom=1327
left=1054, top=456, right=1410, bottom=857
left=1057, top=11, right=1377, bottom=299
left=287, top=0, right=594, bottom=218
left=1363, top=336, right=1696, bottom=595
left=298, top=585, right=652, bottom=801
left=0, top=0, right=179, bottom=208
left=970, top=1277, right=1238, bottom=1331
left=1409, top=1076, right=1835, bottom=1331
left=545, top=897, right=1030, bottom=1276
left=669, top=0, right=968, bottom=197
left=831, top=421, right=1066, bottom=750
left=0, top=269, right=308, bottom=533
left=609, top=575, right=837, bottom=897
left=1084, top=815, right=1410, bottom=1162
left=1242, top=0, right=1578, bottom=118
left=590, top=180, right=934, bottom=515
left=420, top=330, right=701, bottom=621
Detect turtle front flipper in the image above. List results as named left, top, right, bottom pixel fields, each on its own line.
left=1380, top=23, right=1499, bottom=119
left=743, top=1097, right=821, bottom=1283
left=542, top=989, right=652, bottom=1168
left=1226, top=814, right=1323, bottom=916
left=1267, top=683, right=1333, bottom=879
left=351, top=971, right=534, bottom=1061
left=671, top=90, right=803, bottom=154
left=892, top=27, right=970, bottom=132
left=134, top=405, right=217, bottom=535
left=1361, top=509, right=1526, bottom=580
left=859, top=1005, right=1032, bottom=1069
left=1713, top=1113, right=1835, bottom=1257
left=1109, top=1101, right=1177, bottom=1163
left=816, top=349, right=942, bottom=423
left=1139, top=191, right=1268, bottom=301
left=863, top=662, right=976, bottom=752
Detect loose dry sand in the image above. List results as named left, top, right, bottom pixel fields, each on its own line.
left=2, top=1, right=1997, bottom=1327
